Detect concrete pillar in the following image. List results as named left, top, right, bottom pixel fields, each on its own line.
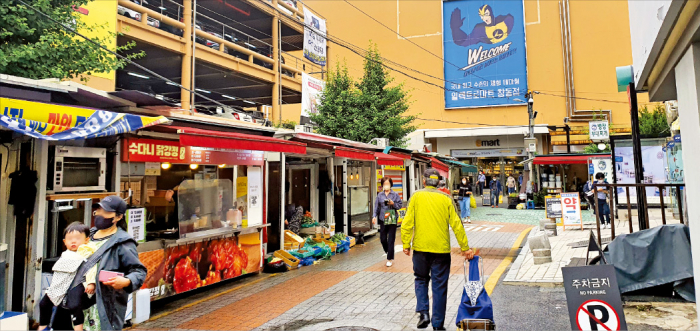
left=674, top=42, right=700, bottom=320
left=180, top=0, right=193, bottom=110
left=271, top=0, right=281, bottom=123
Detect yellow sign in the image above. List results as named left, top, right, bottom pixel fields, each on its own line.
left=383, top=165, right=405, bottom=171
left=236, top=177, right=248, bottom=198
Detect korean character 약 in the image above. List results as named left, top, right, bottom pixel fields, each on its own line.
left=572, top=279, right=581, bottom=289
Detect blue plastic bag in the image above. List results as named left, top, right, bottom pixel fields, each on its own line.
left=455, top=256, right=494, bottom=325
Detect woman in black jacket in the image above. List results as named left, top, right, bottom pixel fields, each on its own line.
left=54, top=196, right=146, bottom=331
left=458, top=177, right=473, bottom=223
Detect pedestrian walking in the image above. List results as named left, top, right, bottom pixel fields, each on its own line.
left=52, top=196, right=146, bottom=331
left=401, top=168, right=475, bottom=330
left=594, top=172, right=612, bottom=229
left=489, top=176, right=502, bottom=208
left=437, top=180, right=451, bottom=195
left=458, top=177, right=472, bottom=223
left=583, top=177, right=596, bottom=215
left=506, top=174, right=517, bottom=194
left=477, top=172, right=486, bottom=195
left=373, top=176, right=402, bottom=267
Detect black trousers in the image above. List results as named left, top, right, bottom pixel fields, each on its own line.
left=379, top=223, right=397, bottom=260
left=413, top=251, right=451, bottom=329
left=39, top=284, right=87, bottom=327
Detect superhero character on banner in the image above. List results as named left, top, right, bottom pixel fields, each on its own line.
left=450, top=4, right=514, bottom=46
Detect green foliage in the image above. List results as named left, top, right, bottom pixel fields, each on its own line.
left=583, top=142, right=610, bottom=154
left=274, top=119, right=298, bottom=130
left=310, top=43, right=417, bottom=148
left=0, top=0, right=143, bottom=81
left=638, top=104, right=670, bottom=137
left=533, top=187, right=547, bottom=206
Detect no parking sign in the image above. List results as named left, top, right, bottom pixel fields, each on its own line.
left=563, top=265, right=627, bottom=330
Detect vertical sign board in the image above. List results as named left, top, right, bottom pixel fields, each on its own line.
left=126, top=208, right=146, bottom=243
left=545, top=195, right=562, bottom=219
left=300, top=73, right=325, bottom=125
left=247, top=166, right=263, bottom=227
left=303, top=8, right=327, bottom=66
left=561, top=192, right=583, bottom=230
left=562, top=265, right=627, bottom=330
left=442, top=0, right=528, bottom=108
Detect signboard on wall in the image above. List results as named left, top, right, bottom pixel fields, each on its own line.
left=442, top=0, right=528, bottom=108
left=301, top=73, right=325, bottom=122
left=247, top=167, right=263, bottom=227
left=123, top=138, right=264, bottom=166
left=451, top=148, right=525, bottom=158
left=125, top=208, right=146, bottom=243
left=589, top=121, right=610, bottom=141
left=303, top=8, right=327, bottom=66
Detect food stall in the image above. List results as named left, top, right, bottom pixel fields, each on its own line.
left=532, top=153, right=612, bottom=209
left=121, top=126, right=306, bottom=301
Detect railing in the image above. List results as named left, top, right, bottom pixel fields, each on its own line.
left=591, top=183, right=686, bottom=247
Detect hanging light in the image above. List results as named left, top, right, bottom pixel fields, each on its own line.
left=218, top=164, right=226, bottom=168
left=190, top=164, right=199, bottom=170
left=161, top=163, right=171, bottom=170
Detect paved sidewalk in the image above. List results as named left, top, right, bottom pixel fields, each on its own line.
left=504, top=209, right=681, bottom=284
left=132, top=221, right=531, bottom=331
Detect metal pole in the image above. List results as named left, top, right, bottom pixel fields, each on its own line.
left=190, top=0, right=197, bottom=115
left=628, top=82, right=647, bottom=229
left=565, top=124, right=571, bottom=153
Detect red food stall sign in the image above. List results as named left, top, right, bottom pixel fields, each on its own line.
left=123, top=137, right=264, bottom=166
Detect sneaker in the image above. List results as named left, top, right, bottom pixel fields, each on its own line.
left=467, top=218, right=471, bottom=223
left=386, top=261, right=393, bottom=267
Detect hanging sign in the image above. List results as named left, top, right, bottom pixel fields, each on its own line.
left=122, top=137, right=264, bottom=166
left=0, top=97, right=168, bottom=140
left=125, top=208, right=146, bottom=243
left=562, top=265, right=627, bottom=330
left=589, top=121, right=610, bottom=141
left=303, top=8, right=327, bottom=66
left=301, top=73, right=325, bottom=121
left=561, top=192, right=582, bottom=230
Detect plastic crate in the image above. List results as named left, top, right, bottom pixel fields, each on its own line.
left=273, top=250, right=300, bottom=270
left=289, top=248, right=314, bottom=259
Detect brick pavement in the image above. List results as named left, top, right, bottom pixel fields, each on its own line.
left=133, top=220, right=531, bottom=331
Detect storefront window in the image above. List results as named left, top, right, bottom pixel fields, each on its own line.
left=177, top=179, right=234, bottom=238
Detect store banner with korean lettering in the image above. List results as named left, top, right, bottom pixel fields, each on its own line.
left=589, top=121, right=610, bottom=141
left=0, top=97, right=168, bottom=140
left=303, top=8, right=327, bottom=66
left=560, top=192, right=582, bottom=228
left=123, top=137, right=264, bottom=166
left=443, top=0, right=527, bottom=108
left=301, top=73, right=325, bottom=120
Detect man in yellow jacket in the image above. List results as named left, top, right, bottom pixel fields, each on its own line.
left=402, top=168, right=475, bottom=330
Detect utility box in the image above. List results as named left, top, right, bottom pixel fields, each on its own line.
left=524, top=138, right=537, bottom=153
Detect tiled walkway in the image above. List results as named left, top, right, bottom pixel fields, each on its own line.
left=133, top=220, right=532, bottom=331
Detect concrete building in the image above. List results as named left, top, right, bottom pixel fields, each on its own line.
left=627, top=0, right=700, bottom=317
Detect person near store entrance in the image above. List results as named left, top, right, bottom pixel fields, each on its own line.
left=594, top=172, right=612, bottom=229
left=477, top=171, right=486, bottom=195
left=372, top=177, right=403, bottom=267
left=583, top=176, right=596, bottom=216
left=489, top=176, right=503, bottom=208
left=507, top=174, right=517, bottom=194
left=458, top=177, right=472, bottom=223
left=401, top=168, right=475, bottom=330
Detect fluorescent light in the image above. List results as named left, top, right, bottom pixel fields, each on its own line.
left=222, top=95, right=237, bottom=100
left=242, top=100, right=255, bottom=104
left=159, top=6, right=166, bottom=10
left=195, top=88, right=211, bottom=94
left=166, top=81, right=179, bottom=86
left=244, top=42, right=256, bottom=48
left=128, top=72, right=150, bottom=79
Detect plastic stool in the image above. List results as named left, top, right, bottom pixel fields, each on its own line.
left=526, top=200, right=535, bottom=210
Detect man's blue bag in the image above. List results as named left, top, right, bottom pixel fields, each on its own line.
left=455, top=256, right=494, bottom=326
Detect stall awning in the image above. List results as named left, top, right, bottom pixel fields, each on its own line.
left=443, top=159, right=478, bottom=173
left=335, top=146, right=376, bottom=161
left=533, top=154, right=611, bottom=165
left=375, top=152, right=405, bottom=166
left=0, top=97, right=168, bottom=140
left=177, top=127, right=307, bottom=154
left=429, top=157, right=450, bottom=173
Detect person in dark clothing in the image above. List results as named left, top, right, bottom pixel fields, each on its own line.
left=372, top=177, right=403, bottom=267
left=489, top=176, right=503, bottom=208
left=594, top=172, right=612, bottom=229
left=53, top=196, right=146, bottom=331
left=458, top=177, right=473, bottom=223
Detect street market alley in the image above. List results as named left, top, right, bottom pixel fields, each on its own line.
left=132, top=219, right=531, bottom=331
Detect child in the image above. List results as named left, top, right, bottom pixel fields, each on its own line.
left=39, top=222, right=97, bottom=331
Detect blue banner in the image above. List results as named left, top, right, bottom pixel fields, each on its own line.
left=443, top=0, right=528, bottom=108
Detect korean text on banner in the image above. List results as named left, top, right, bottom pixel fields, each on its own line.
left=0, top=97, right=168, bottom=140
left=560, top=192, right=582, bottom=229
left=589, top=121, right=610, bottom=141
left=301, top=73, right=325, bottom=120
left=442, top=1, right=528, bottom=108
left=303, top=8, right=327, bottom=66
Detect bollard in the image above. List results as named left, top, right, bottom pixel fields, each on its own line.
left=529, top=231, right=553, bottom=265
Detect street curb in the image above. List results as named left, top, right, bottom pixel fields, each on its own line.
left=484, top=226, right=533, bottom=294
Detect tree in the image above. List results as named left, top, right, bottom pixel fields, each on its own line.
left=0, top=0, right=142, bottom=81
left=274, top=119, right=298, bottom=130
left=638, top=104, right=670, bottom=137
left=583, top=142, right=610, bottom=154
left=311, top=43, right=416, bottom=147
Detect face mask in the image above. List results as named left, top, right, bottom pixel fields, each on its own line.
left=95, top=215, right=115, bottom=230
left=462, top=180, right=467, bottom=184
left=383, top=185, right=391, bottom=191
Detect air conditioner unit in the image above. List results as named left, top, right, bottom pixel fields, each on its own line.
left=373, top=138, right=390, bottom=148
left=295, top=125, right=312, bottom=133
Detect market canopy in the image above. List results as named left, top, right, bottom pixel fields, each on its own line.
left=334, top=146, right=376, bottom=161
left=177, top=126, right=307, bottom=154
left=533, top=153, right=611, bottom=165
left=375, top=152, right=404, bottom=166
left=443, top=159, right=478, bottom=173
left=429, top=157, right=450, bottom=173
left=0, top=97, right=168, bottom=140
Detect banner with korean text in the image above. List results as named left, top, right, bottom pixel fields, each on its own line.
left=0, top=97, right=168, bottom=140
left=561, top=192, right=583, bottom=230
left=443, top=0, right=528, bottom=108
left=303, top=8, right=327, bottom=66
left=301, top=73, right=325, bottom=122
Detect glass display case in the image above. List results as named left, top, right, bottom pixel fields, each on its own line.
left=177, top=179, right=235, bottom=238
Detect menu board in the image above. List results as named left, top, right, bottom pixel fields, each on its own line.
left=545, top=195, right=562, bottom=219
left=126, top=208, right=146, bottom=243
